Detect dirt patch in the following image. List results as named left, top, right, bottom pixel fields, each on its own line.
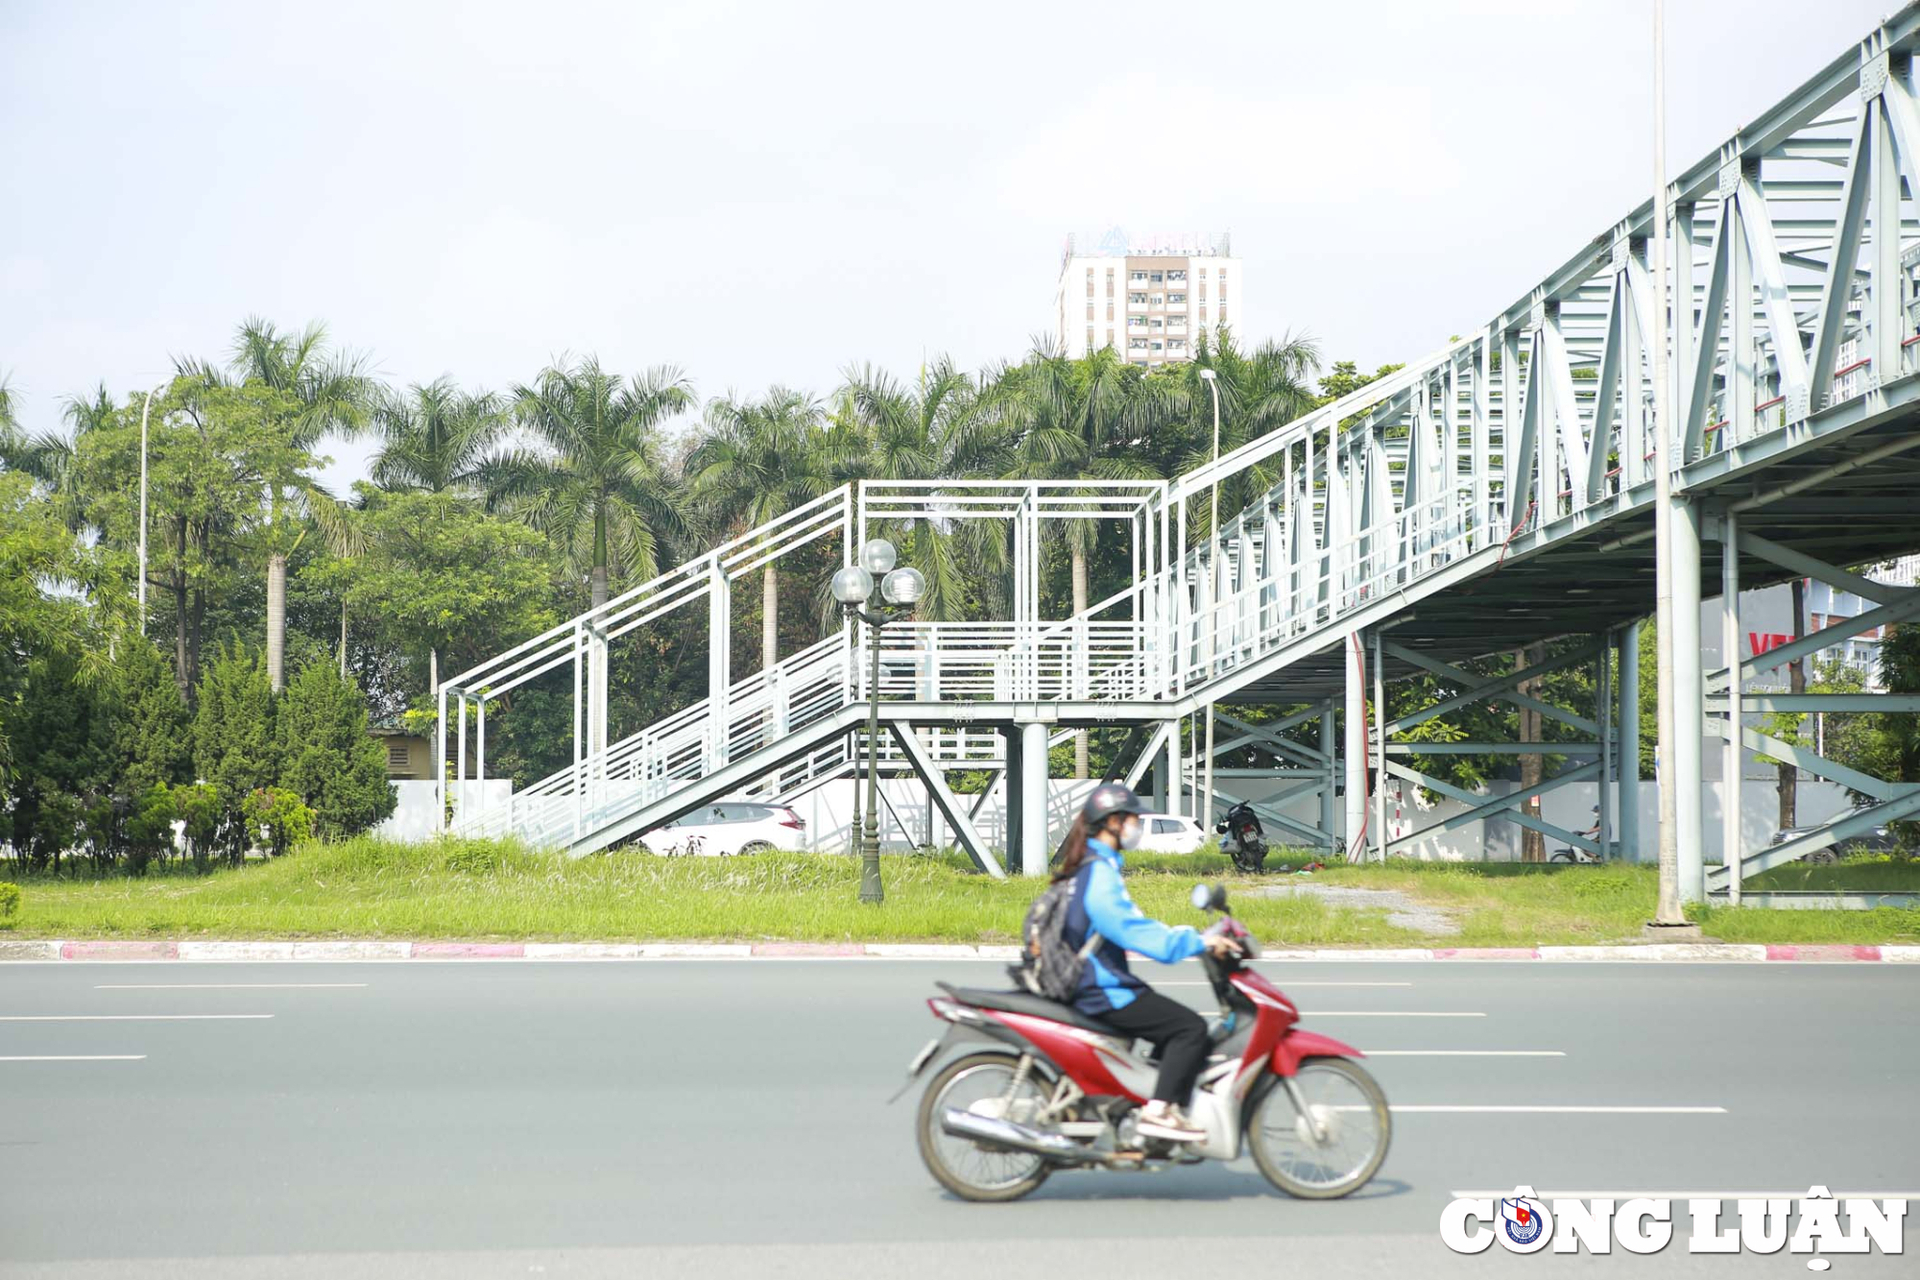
left=1252, top=882, right=1461, bottom=937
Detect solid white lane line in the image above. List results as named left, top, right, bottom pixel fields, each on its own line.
left=1388, top=1105, right=1726, bottom=1114
left=0, top=1055, right=147, bottom=1062
left=0, top=1014, right=273, bottom=1021
left=1309, top=1011, right=1486, bottom=1017
left=90, top=990, right=366, bottom=997
left=1359, top=1050, right=1565, bottom=1057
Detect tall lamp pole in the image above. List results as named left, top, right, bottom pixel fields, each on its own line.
left=136, top=381, right=166, bottom=636
left=1200, top=366, right=1221, bottom=832
left=830, top=538, right=926, bottom=905
left=1648, top=0, right=1686, bottom=926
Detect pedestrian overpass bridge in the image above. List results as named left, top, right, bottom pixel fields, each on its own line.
left=440, top=4, right=1920, bottom=902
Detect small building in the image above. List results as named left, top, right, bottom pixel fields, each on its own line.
left=368, top=726, right=434, bottom=780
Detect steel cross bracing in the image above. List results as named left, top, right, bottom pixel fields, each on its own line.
left=442, top=6, right=1920, bottom=893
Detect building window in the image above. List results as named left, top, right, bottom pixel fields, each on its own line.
left=385, top=743, right=409, bottom=773
left=1169, top=293, right=1186, bottom=304
left=1168, top=339, right=1186, bottom=352
left=1150, top=341, right=1163, bottom=351
left=1149, top=271, right=1163, bottom=283
left=1129, top=317, right=1147, bottom=328
left=1149, top=295, right=1163, bottom=307
left=1168, top=270, right=1186, bottom=282
left=1130, top=271, right=1148, bottom=283
left=1086, top=304, right=1094, bottom=320
left=1129, top=338, right=1148, bottom=350
left=1086, top=327, right=1095, bottom=349
left=1129, top=292, right=1147, bottom=304
left=1149, top=318, right=1163, bottom=329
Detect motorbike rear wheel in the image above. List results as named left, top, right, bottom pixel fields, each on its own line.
left=915, top=1052, right=1054, bottom=1202
left=1247, top=1057, right=1391, bottom=1199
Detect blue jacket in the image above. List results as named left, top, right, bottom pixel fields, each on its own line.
left=1062, top=838, right=1206, bottom=1015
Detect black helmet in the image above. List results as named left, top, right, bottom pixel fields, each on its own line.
left=1082, top=782, right=1148, bottom=828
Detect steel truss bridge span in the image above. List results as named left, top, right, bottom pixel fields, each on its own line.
left=441, top=6, right=1920, bottom=899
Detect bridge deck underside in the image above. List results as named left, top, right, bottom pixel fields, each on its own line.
left=1223, top=404, right=1920, bottom=704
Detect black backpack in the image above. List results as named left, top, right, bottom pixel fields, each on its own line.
left=1011, top=875, right=1104, bottom=1002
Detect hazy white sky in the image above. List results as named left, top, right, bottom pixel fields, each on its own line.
left=0, top=0, right=1892, bottom=491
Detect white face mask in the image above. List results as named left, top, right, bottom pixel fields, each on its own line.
left=1117, top=817, right=1144, bottom=850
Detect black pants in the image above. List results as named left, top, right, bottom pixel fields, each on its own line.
left=1101, top=988, right=1208, bottom=1106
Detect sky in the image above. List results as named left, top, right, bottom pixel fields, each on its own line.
left=0, top=0, right=1895, bottom=492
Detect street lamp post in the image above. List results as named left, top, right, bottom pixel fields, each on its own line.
left=1648, top=0, right=1687, bottom=926
left=830, top=537, right=926, bottom=905
left=1199, top=367, right=1221, bottom=832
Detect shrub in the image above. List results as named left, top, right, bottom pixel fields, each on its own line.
left=0, top=881, right=19, bottom=928
left=243, top=787, right=313, bottom=859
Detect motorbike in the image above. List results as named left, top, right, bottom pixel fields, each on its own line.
left=898, top=883, right=1391, bottom=1202
left=1216, top=801, right=1269, bottom=874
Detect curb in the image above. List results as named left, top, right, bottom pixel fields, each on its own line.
left=0, top=940, right=1913, bottom=962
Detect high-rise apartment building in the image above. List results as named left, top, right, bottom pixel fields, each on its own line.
left=1054, top=230, right=1238, bottom=367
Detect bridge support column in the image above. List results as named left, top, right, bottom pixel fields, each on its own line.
left=1672, top=498, right=1706, bottom=904
left=1344, top=631, right=1368, bottom=860
left=1020, top=720, right=1051, bottom=876
left=1617, top=620, right=1641, bottom=861
left=1320, top=702, right=1337, bottom=846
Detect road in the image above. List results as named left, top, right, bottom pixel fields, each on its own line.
left=1, top=957, right=1915, bottom=1277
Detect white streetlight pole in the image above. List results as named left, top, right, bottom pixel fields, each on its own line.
left=137, top=382, right=166, bottom=637
left=1200, top=367, right=1221, bottom=833
left=1648, top=0, right=1687, bottom=926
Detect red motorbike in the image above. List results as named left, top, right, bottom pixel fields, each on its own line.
left=899, top=883, right=1391, bottom=1202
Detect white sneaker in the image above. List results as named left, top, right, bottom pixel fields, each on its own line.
left=1136, top=1101, right=1206, bottom=1143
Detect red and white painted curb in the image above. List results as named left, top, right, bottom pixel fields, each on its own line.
left=0, top=939, right=1914, bottom=963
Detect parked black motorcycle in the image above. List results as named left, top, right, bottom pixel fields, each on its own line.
left=1215, top=801, right=1269, bottom=874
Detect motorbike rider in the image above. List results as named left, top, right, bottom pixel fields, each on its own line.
left=1053, top=782, right=1240, bottom=1143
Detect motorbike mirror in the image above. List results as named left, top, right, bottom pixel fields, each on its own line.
left=1190, top=882, right=1228, bottom=913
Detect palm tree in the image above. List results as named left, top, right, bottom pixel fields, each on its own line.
left=1176, top=328, right=1322, bottom=540
left=837, top=358, right=1008, bottom=622
left=221, top=317, right=373, bottom=690
left=370, top=378, right=506, bottom=494
left=998, top=346, right=1168, bottom=777
left=502, top=357, right=695, bottom=610
left=687, top=387, right=829, bottom=669
left=0, top=370, right=18, bottom=453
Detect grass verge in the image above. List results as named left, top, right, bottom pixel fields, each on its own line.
left=6, top=837, right=1919, bottom=946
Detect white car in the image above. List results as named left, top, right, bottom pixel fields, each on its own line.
left=1136, top=812, right=1207, bottom=853
left=643, top=802, right=807, bottom=857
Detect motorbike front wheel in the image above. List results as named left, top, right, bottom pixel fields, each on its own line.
left=915, top=1052, right=1054, bottom=1202
left=1246, top=1057, right=1391, bottom=1199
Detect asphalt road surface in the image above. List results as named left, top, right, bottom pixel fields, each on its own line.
left=2, top=957, right=1916, bottom=1277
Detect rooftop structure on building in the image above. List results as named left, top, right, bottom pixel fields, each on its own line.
left=1054, top=229, right=1239, bottom=368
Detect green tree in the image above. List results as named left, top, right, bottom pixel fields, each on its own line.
left=109, top=634, right=192, bottom=799
left=1317, top=359, right=1407, bottom=407
left=243, top=786, right=313, bottom=859
left=305, top=488, right=559, bottom=702
left=192, top=641, right=277, bottom=865
left=837, top=359, right=1007, bottom=622
left=5, top=648, right=112, bottom=873
left=1000, top=347, right=1165, bottom=777
left=370, top=378, right=506, bottom=494
left=217, top=317, right=373, bottom=692
left=503, top=358, right=695, bottom=610
left=1174, top=329, right=1323, bottom=535
left=275, top=659, right=396, bottom=838
left=687, top=387, right=830, bottom=668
